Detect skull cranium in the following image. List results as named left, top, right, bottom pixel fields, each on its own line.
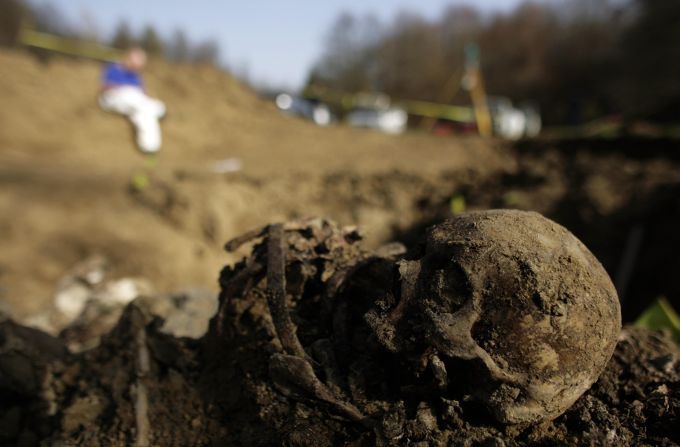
left=365, top=209, right=621, bottom=424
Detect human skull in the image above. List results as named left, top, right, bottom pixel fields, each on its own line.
left=366, top=209, right=621, bottom=425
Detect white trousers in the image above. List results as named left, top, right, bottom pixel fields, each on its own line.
left=99, top=86, right=166, bottom=153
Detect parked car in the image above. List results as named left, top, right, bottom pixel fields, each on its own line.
left=487, top=97, right=541, bottom=140
left=275, top=93, right=333, bottom=126
left=346, top=106, right=408, bottom=134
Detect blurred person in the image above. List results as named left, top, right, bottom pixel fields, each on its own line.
left=99, top=48, right=166, bottom=153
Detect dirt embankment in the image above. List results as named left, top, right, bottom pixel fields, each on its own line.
left=2, top=49, right=678, bottom=328
left=0, top=49, right=510, bottom=319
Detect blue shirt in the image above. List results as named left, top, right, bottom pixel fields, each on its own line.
left=102, top=63, right=143, bottom=88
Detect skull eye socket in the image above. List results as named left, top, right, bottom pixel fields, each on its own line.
left=418, top=254, right=471, bottom=314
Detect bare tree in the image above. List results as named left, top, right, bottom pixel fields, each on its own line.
left=140, top=24, right=163, bottom=55
left=111, top=21, right=134, bottom=50
left=312, top=12, right=382, bottom=92
left=167, top=28, right=190, bottom=62
left=0, top=0, right=25, bottom=46
left=376, top=12, right=445, bottom=101
left=620, top=0, right=680, bottom=121
left=191, top=39, right=220, bottom=65
left=30, top=1, right=73, bottom=36
left=308, top=1, right=668, bottom=125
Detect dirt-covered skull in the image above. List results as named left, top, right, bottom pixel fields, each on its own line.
left=366, top=209, right=621, bottom=425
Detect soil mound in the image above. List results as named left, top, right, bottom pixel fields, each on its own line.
left=0, top=49, right=507, bottom=319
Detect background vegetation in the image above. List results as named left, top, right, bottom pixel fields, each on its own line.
left=308, top=0, right=680, bottom=125
left=2, top=0, right=679, bottom=125
left=0, top=0, right=220, bottom=64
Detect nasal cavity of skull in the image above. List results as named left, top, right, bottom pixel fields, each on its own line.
left=441, top=354, right=498, bottom=400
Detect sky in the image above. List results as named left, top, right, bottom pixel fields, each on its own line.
left=44, top=0, right=525, bottom=90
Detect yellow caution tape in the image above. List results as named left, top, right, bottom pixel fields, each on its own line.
left=18, top=27, right=121, bottom=62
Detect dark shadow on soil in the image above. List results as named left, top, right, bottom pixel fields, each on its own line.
left=516, top=136, right=680, bottom=162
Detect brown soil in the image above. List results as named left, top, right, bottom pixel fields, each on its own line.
left=3, top=50, right=678, bottom=324
left=0, top=220, right=677, bottom=446
left=0, top=49, right=508, bottom=319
